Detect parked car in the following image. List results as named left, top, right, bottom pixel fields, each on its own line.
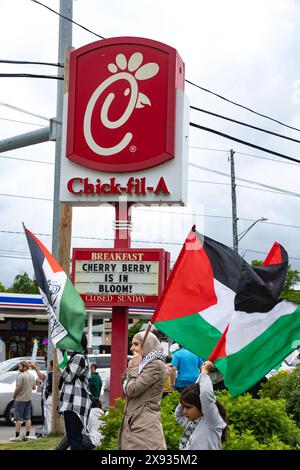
left=0, top=356, right=46, bottom=375
left=0, top=370, right=42, bottom=426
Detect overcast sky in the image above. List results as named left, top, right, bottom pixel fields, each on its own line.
left=1, top=0, right=300, bottom=287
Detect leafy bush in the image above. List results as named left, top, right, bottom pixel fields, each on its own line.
left=97, top=398, right=125, bottom=450
left=258, top=371, right=290, bottom=400
left=216, top=390, right=300, bottom=449
left=280, top=368, right=300, bottom=426
left=160, top=391, right=183, bottom=449
left=98, top=387, right=300, bottom=450
left=223, top=428, right=292, bottom=450
left=259, top=368, right=300, bottom=426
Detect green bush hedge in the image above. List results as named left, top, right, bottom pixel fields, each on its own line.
left=97, top=388, right=300, bottom=450
left=217, top=390, right=300, bottom=449
left=259, top=368, right=300, bottom=426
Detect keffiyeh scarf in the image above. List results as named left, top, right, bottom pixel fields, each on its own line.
left=179, top=418, right=201, bottom=450
left=138, top=349, right=165, bottom=373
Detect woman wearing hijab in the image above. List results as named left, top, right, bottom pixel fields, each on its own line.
left=118, top=331, right=167, bottom=450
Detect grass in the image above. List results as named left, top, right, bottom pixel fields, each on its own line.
left=0, top=435, right=62, bottom=451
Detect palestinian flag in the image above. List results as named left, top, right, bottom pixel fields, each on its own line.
left=24, top=226, right=86, bottom=352
left=153, top=229, right=300, bottom=396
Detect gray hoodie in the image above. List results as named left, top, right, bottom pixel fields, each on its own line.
left=175, top=373, right=226, bottom=450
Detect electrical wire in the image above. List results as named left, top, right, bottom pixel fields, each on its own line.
left=134, top=208, right=300, bottom=229
left=235, top=150, right=300, bottom=167
left=0, top=193, right=52, bottom=202
left=243, top=249, right=300, bottom=261
left=190, top=106, right=300, bottom=144
left=0, top=101, right=61, bottom=125
left=186, top=79, right=300, bottom=133
left=189, top=122, right=300, bottom=164
left=0, top=154, right=53, bottom=165
left=189, top=162, right=300, bottom=197
left=189, top=180, right=296, bottom=197
left=0, top=59, right=63, bottom=67
left=0, top=117, right=47, bottom=127
left=0, top=73, right=63, bottom=80
left=30, top=0, right=105, bottom=39
left=28, top=0, right=300, bottom=135
left=190, top=146, right=300, bottom=167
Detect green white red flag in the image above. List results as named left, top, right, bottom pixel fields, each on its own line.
left=152, top=229, right=300, bottom=396
left=24, top=226, right=86, bottom=352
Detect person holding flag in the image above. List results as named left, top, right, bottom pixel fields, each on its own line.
left=118, top=331, right=167, bottom=450
left=175, top=360, right=227, bottom=450
left=58, top=333, right=91, bottom=450
left=23, top=224, right=88, bottom=441
left=150, top=226, right=300, bottom=397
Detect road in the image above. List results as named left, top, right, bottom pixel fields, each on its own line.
left=0, top=418, right=39, bottom=442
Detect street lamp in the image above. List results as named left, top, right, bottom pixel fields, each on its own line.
left=237, top=217, right=268, bottom=243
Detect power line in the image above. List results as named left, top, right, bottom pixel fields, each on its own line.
left=189, top=179, right=296, bottom=197
left=0, top=101, right=61, bottom=125
left=189, top=162, right=300, bottom=197
left=0, top=116, right=47, bottom=127
left=27, top=0, right=300, bottom=137
left=0, top=229, right=183, bottom=246
left=0, top=59, right=63, bottom=67
left=189, top=122, right=300, bottom=164
left=30, top=0, right=105, bottom=40
left=190, top=145, right=300, bottom=167
left=0, top=193, right=52, bottom=202
left=190, top=106, right=300, bottom=145
left=243, top=249, right=300, bottom=261
left=0, top=154, right=53, bottom=165
left=134, top=208, right=300, bottom=229
left=190, top=145, right=229, bottom=153
left=235, top=150, right=300, bottom=167
left=186, top=79, right=300, bottom=133
left=0, top=73, right=63, bottom=80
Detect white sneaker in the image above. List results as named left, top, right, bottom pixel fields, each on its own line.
left=9, top=436, right=22, bottom=442
left=26, top=436, right=37, bottom=440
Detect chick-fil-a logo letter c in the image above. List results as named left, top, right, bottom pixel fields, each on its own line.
left=66, top=38, right=184, bottom=172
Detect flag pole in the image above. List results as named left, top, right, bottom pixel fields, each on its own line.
left=141, top=224, right=197, bottom=350
left=140, top=321, right=153, bottom=350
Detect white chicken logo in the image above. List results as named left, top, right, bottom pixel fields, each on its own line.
left=83, top=52, right=159, bottom=156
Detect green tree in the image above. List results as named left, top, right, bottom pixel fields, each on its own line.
left=0, top=282, right=8, bottom=292
left=8, top=272, right=39, bottom=294
left=251, top=260, right=300, bottom=293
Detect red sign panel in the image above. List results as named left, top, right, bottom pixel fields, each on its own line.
left=72, top=248, right=168, bottom=307
left=66, top=37, right=184, bottom=172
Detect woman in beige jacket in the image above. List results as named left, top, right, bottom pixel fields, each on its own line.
left=119, top=331, right=167, bottom=450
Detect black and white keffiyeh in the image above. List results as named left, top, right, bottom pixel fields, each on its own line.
left=138, top=349, right=165, bottom=373
left=179, top=418, right=201, bottom=450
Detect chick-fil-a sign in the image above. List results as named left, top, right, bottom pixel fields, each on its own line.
left=66, top=37, right=184, bottom=172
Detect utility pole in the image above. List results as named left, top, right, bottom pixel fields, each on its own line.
left=50, top=0, right=73, bottom=434
left=52, top=0, right=73, bottom=260
left=230, top=149, right=238, bottom=253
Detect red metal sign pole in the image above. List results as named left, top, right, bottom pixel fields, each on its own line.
left=110, top=200, right=132, bottom=405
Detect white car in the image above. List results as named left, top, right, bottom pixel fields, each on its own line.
left=0, top=370, right=42, bottom=426
left=0, top=356, right=46, bottom=375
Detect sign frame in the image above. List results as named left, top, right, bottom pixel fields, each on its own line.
left=72, top=248, right=168, bottom=308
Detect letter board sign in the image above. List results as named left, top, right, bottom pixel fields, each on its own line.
left=72, top=248, right=169, bottom=307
